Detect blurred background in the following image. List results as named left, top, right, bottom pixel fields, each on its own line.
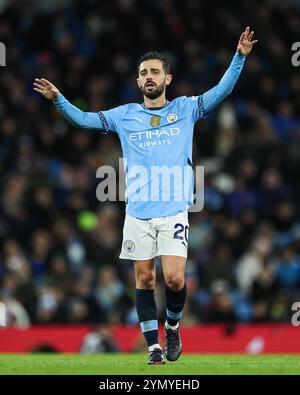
left=0, top=0, right=300, bottom=352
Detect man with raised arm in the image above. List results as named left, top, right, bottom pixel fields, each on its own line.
left=34, top=27, right=257, bottom=365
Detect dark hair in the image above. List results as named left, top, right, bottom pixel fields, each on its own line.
left=137, top=51, right=171, bottom=74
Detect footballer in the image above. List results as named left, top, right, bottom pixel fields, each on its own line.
left=34, top=26, right=257, bottom=364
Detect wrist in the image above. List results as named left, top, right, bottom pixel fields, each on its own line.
left=236, top=51, right=247, bottom=57
left=52, top=92, right=61, bottom=102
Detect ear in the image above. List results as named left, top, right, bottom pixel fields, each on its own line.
left=136, top=78, right=141, bottom=88
left=165, top=74, right=172, bottom=86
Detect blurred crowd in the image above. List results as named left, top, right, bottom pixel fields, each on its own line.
left=0, top=0, right=300, bottom=328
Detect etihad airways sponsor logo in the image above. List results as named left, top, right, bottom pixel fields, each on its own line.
left=129, top=127, right=180, bottom=141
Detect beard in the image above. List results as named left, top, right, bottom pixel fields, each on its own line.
left=140, top=82, right=165, bottom=100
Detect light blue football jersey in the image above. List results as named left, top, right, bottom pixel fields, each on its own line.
left=98, top=96, right=204, bottom=219
left=53, top=52, right=246, bottom=219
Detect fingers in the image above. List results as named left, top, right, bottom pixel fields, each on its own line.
left=239, top=26, right=250, bottom=43
left=41, top=78, right=53, bottom=87
left=242, top=26, right=258, bottom=44
left=248, top=31, right=258, bottom=45
left=34, top=78, right=46, bottom=87
left=243, top=26, right=253, bottom=40
left=33, top=78, right=54, bottom=95
left=33, top=79, right=51, bottom=96
left=239, top=32, right=245, bottom=43
left=34, top=77, right=53, bottom=88
left=33, top=86, right=45, bottom=94
left=33, top=82, right=44, bottom=91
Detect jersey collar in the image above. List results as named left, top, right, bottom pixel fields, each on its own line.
left=141, top=100, right=170, bottom=110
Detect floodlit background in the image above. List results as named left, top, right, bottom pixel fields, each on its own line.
left=0, top=0, right=300, bottom=354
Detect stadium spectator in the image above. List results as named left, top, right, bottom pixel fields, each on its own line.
left=80, top=324, right=119, bottom=354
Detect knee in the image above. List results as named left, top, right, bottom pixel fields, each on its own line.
left=137, top=272, right=156, bottom=289
left=165, top=274, right=185, bottom=291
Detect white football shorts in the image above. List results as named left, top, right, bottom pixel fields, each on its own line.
left=119, top=211, right=189, bottom=260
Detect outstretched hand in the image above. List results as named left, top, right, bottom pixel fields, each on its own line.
left=33, top=78, right=60, bottom=100
left=237, top=26, right=258, bottom=56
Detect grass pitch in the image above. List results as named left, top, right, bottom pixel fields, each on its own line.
left=0, top=354, right=300, bottom=375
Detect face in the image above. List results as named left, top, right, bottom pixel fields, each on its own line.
left=137, top=59, right=172, bottom=100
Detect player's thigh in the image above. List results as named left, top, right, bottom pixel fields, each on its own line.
left=157, top=211, right=189, bottom=258
left=119, top=214, right=157, bottom=260
left=134, top=259, right=156, bottom=289
left=161, top=255, right=186, bottom=290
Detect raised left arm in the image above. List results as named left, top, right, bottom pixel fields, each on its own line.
left=202, top=26, right=258, bottom=114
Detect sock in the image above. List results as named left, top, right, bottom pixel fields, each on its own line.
left=136, top=288, right=159, bottom=348
left=165, top=283, right=187, bottom=327
left=148, top=343, right=162, bottom=352
left=165, top=321, right=179, bottom=330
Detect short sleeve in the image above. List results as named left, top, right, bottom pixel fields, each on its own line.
left=98, top=106, right=123, bottom=134
left=185, top=95, right=208, bottom=123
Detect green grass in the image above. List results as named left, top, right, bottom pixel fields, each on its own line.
left=0, top=354, right=300, bottom=375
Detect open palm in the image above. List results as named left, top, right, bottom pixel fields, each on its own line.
left=33, top=78, right=60, bottom=100
left=237, top=26, right=258, bottom=56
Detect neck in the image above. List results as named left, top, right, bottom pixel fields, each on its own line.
left=143, top=93, right=167, bottom=109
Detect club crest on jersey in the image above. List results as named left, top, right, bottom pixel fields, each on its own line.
left=123, top=240, right=135, bottom=253
left=167, top=113, right=178, bottom=123
left=150, top=116, right=161, bottom=127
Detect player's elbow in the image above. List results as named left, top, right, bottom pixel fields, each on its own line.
left=70, top=120, right=84, bottom=128
left=66, top=115, right=85, bottom=128
left=76, top=112, right=90, bottom=129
